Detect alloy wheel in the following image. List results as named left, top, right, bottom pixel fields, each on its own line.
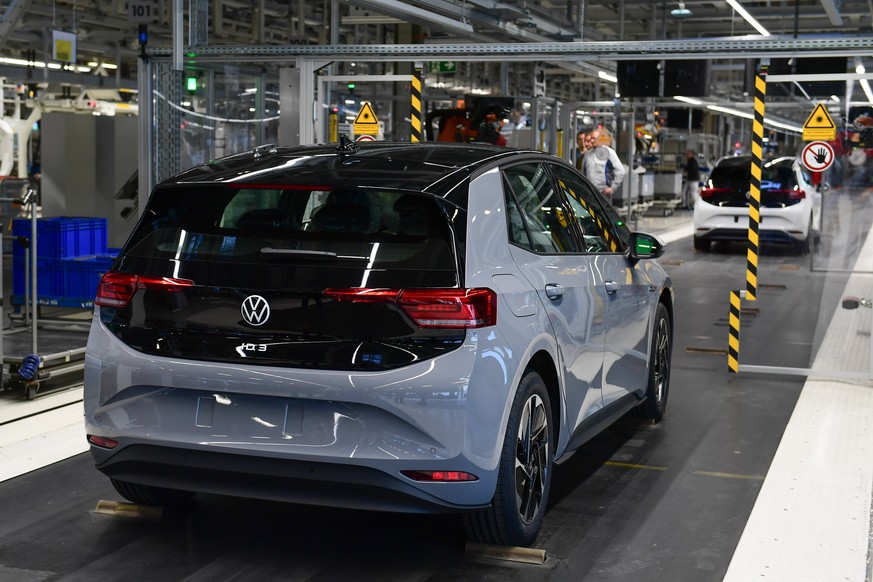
left=654, top=317, right=671, bottom=404
left=514, top=393, right=549, bottom=525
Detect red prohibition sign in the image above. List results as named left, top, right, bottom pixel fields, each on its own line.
left=801, top=141, right=835, bottom=172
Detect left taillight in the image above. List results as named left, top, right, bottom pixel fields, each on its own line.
left=787, top=188, right=806, bottom=201
left=323, top=287, right=497, bottom=329
left=95, top=272, right=194, bottom=308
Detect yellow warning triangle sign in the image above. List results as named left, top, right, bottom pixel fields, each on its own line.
left=802, top=103, right=836, bottom=141
left=803, top=103, right=835, bottom=130
left=353, top=102, right=379, bottom=135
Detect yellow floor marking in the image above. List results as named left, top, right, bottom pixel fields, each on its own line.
left=604, top=462, right=765, bottom=481
left=692, top=470, right=765, bottom=481
left=605, top=461, right=667, bottom=472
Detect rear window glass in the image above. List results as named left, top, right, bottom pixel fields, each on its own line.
left=122, top=184, right=458, bottom=288
left=710, top=158, right=798, bottom=191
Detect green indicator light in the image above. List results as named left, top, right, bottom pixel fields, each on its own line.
left=186, top=77, right=197, bottom=92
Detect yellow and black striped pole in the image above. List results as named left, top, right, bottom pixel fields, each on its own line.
left=411, top=65, right=423, bottom=143
left=729, top=61, right=767, bottom=373
left=728, top=290, right=741, bottom=373
left=746, top=62, right=767, bottom=302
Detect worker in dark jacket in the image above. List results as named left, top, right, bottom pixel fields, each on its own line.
left=682, top=149, right=700, bottom=209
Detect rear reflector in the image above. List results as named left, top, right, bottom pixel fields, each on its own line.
left=88, top=435, right=119, bottom=449
left=323, top=287, right=497, bottom=329
left=96, top=272, right=194, bottom=308
left=401, top=470, right=479, bottom=482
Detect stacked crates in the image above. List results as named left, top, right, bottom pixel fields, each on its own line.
left=12, top=217, right=115, bottom=307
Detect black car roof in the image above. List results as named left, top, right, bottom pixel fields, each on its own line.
left=163, top=141, right=539, bottom=194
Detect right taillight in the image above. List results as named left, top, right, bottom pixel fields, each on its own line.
left=323, top=287, right=497, bottom=329
left=95, top=272, right=194, bottom=308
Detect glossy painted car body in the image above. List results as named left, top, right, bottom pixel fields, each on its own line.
left=84, top=141, right=673, bottom=545
left=693, top=154, right=822, bottom=252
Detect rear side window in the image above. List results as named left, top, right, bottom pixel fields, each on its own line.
left=502, top=163, right=581, bottom=253
left=121, top=185, right=458, bottom=289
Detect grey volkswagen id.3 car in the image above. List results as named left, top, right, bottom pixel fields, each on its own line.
left=84, top=141, right=673, bottom=547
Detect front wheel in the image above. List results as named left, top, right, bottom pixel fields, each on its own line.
left=464, top=369, right=553, bottom=547
left=635, top=302, right=672, bottom=422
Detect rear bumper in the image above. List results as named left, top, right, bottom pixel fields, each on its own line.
left=84, top=314, right=519, bottom=510
left=91, top=443, right=487, bottom=513
left=693, top=202, right=810, bottom=244
left=694, top=227, right=802, bottom=244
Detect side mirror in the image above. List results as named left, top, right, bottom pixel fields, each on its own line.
left=628, top=232, right=665, bottom=260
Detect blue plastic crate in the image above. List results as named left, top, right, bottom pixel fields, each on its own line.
left=12, top=217, right=108, bottom=260
left=12, top=257, right=64, bottom=298
left=62, top=256, right=116, bottom=300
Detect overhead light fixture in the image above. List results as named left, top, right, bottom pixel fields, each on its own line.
left=725, top=0, right=770, bottom=36
left=671, top=2, right=692, bottom=17
left=598, top=70, right=617, bottom=83
left=860, top=79, right=873, bottom=103
left=706, top=104, right=802, bottom=132
left=854, top=59, right=873, bottom=102
left=674, top=95, right=703, bottom=105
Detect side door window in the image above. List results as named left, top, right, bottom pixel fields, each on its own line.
left=551, top=164, right=630, bottom=253
left=503, top=163, right=581, bottom=253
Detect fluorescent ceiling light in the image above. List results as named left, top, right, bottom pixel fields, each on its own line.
left=853, top=59, right=873, bottom=102
left=707, top=104, right=753, bottom=120
left=706, top=104, right=802, bottom=133
left=725, top=0, right=770, bottom=36
left=598, top=71, right=617, bottom=83
left=861, top=79, right=873, bottom=103
left=674, top=95, right=703, bottom=105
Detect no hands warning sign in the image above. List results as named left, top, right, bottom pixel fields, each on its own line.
left=801, top=140, right=835, bottom=172
left=353, top=102, right=379, bottom=136
left=802, top=103, right=836, bottom=142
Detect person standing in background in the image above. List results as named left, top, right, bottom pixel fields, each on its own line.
left=682, top=149, right=700, bottom=210
left=576, top=127, right=597, bottom=169
left=581, top=128, right=625, bottom=201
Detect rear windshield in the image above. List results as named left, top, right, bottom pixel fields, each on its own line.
left=121, top=184, right=458, bottom=289
left=709, top=158, right=799, bottom=191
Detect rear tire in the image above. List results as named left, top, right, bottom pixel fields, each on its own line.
left=110, top=478, right=195, bottom=507
left=796, top=217, right=814, bottom=254
left=635, top=303, right=672, bottom=422
left=693, top=236, right=709, bottom=251
left=464, top=369, right=553, bottom=547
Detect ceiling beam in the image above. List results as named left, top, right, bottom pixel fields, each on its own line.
left=819, top=0, right=844, bottom=26
left=0, top=0, right=34, bottom=49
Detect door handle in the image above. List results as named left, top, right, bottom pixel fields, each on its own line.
left=545, top=283, right=564, bottom=300
left=604, top=280, right=620, bottom=295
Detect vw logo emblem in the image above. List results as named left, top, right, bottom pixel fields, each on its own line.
left=241, top=295, right=270, bottom=326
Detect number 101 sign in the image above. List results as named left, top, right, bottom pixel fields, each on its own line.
left=128, top=0, right=158, bottom=24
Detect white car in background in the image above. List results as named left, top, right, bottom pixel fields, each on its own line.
left=693, top=155, right=822, bottom=253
